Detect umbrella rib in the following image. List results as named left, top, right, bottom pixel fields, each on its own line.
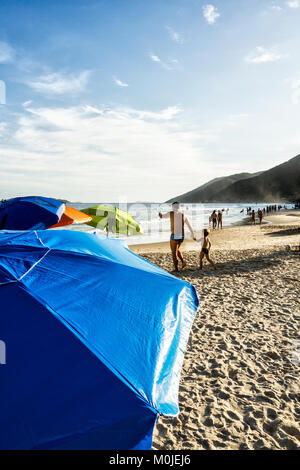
left=0, top=231, right=52, bottom=286
left=34, top=230, right=48, bottom=247
left=18, top=248, right=51, bottom=282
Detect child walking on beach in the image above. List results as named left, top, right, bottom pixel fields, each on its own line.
left=199, top=229, right=216, bottom=270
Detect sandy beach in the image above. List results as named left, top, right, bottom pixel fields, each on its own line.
left=130, top=210, right=300, bottom=450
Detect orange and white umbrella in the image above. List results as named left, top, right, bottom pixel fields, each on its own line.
left=50, top=205, right=92, bottom=229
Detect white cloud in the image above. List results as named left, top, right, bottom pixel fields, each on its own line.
left=165, top=26, right=184, bottom=44
left=202, top=5, right=220, bottom=24
left=26, top=70, right=90, bottom=95
left=286, top=0, right=299, bottom=8
left=113, top=76, right=128, bottom=87
left=149, top=53, right=178, bottom=70
left=22, top=100, right=33, bottom=108
left=244, top=46, right=284, bottom=63
left=150, top=54, right=161, bottom=63
left=0, top=104, right=207, bottom=201
left=0, top=41, right=15, bottom=63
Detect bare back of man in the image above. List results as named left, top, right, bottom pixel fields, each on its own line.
left=159, top=202, right=196, bottom=272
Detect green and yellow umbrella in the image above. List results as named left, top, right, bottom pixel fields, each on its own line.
left=82, top=205, right=143, bottom=236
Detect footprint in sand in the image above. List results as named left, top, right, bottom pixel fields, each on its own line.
left=203, top=417, right=214, bottom=427
left=218, top=390, right=231, bottom=400
left=280, top=421, right=300, bottom=439
left=224, top=410, right=241, bottom=421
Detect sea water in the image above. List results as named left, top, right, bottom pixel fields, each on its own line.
left=64, top=201, right=291, bottom=245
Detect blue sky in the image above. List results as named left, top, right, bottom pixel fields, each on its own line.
left=0, top=0, right=299, bottom=202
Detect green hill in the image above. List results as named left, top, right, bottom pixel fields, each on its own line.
left=166, top=172, right=262, bottom=203
left=167, top=154, right=300, bottom=203
left=212, top=154, right=300, bottom=203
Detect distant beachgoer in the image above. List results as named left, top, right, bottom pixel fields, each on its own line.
left=217, top=210, right=223, bottom=229
left=258, top=209, right=263, bottom=225
left=159, top=201, right=196, bottom=272
left=251, top=210, right=256, bottom=225
left=199, top=229, right=216, bottom=270
left=211, top=210, right=218, bottom=229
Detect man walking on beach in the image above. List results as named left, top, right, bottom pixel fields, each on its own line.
left=159, top=201, right=196, bottom=272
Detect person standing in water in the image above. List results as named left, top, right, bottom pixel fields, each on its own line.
left=211, top=210, right=218, bottom=229
left=199, top=229, right=216, bottom=270
left=217, top=210, right=223, bottom=229
left=159, top=201, right=196, bottom=272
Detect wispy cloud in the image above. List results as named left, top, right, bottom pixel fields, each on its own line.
left=26, top=70, right=90, bottom=95
left=202, top=4, right=220, bottom=24
left=0, top=41, right=15, bottom=63
left=165, top=26, right=184, bottom=44
left=150, top=54, right=162, bottom=64
left=22, top=100, right=33, bottom=108
left=113, top=76, right=128, bottom=87
left=149, top=53, right=179, bottom=70
left=0, top=104, right=205, bottom=200
left=286, top=0, right=299, bottom=8
left=244, top=46, right=284, bottom=63
left=149, top=53, right=170, bottom=70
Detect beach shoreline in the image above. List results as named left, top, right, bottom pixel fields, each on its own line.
left=129, top=210, right=300, bottom=254
left=131, top=210, right=300, bottom=450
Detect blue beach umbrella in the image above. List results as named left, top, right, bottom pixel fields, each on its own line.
left=0, top=230, right=198, bottom=450
left=0, top=196, right=65, bottom=230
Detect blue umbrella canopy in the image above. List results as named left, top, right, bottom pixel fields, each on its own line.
left=0, top=230, right=198, bottom=450
left=0, top=196, right=65, bottom=230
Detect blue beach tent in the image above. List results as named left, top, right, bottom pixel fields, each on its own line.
left=0, top=196, right=65, bottom=230
left=0, top=230, right=198, bottom=450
